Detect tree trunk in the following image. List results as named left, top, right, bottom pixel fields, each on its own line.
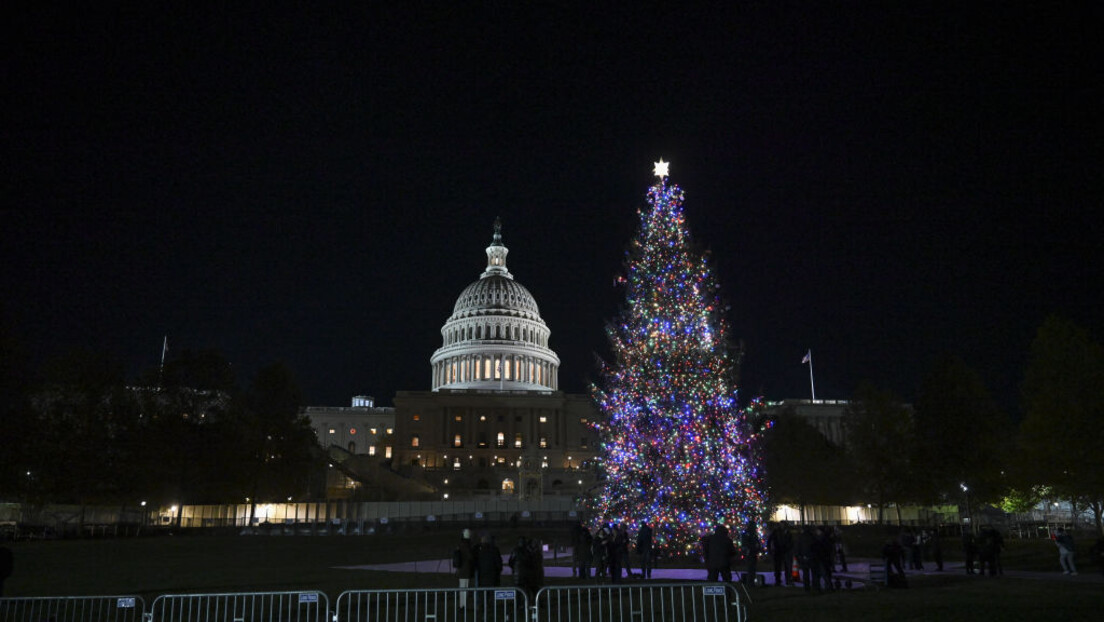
left=1089, top=500, right=1103, bottom=534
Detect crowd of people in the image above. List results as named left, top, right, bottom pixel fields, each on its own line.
left=452, top=520, right=1104, bottom=605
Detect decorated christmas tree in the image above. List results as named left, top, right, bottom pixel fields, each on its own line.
left=587, top=160, right=767, bottom=555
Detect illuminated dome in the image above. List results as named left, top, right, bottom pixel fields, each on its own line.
left=430, top=219, right=560, bottom=391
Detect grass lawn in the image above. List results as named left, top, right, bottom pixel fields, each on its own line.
left=3, top=527, right=1101, bottom=621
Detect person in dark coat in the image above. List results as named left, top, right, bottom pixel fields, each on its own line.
left=815, top=527, right=837, bottom=590
left=592, top=527, right=609, bottom=579
left=575, top=527, right=594, bottom=580
left=961, top=530, right=977, bottom=574
left=882, top=538, right=907, bottom=587
left=636, top=522, right=654, bottom=579
left=456, top=529, right=476, bottom=610
left=0, top=546, right=11, bottom=596
left=475, top=533, right=503, bottom=587
left=509, top=536, right=544, bottom=601
left=1088, top=536, right=1104, bottom=578
left=704, top=524, right=736, bottom=582
left=740, top=520, right=762, bottom=586
left=609, top=523, right=629, bottom=582
left=927, top=529, right=943, bottom=571
left=795, top=526, right=816, bottom=591
left=766, top=522, right=794, bottom=586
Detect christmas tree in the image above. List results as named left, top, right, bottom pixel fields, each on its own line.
left=587, top=160, right=767, bottom=555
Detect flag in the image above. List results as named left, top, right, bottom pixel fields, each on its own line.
left=801, top=350, right=811, bottom=364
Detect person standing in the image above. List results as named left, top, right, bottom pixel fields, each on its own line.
left=795, top=526, right=816, bottom=591
left=1088, top=536, right=1104, bottom=578
left=704, top=524, right=736, bottom=582
left=766, top=522, right=794, bottom=586
left=832, top=527, right=849, bottom=572
left=961, top=530, right=977, bottom=575
left=636, top=521, right=654, bottom=579
left=1054, top=528, right=1078, bottom=575
left=456, top=529, right=476, bottom=611
left=592, top=526, right=609, bottom=580
left=509, top=536, right=544, bottom=601
left=576, top=527, right=594, bottom=580
left=0, top=546, right=11, bottom=596
left=928, top=529, right=943, bottom=571
left=475, top=533, right=503, bottom=587
left=740, top=520, right=762, bottom=586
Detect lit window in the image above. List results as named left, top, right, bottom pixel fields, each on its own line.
left=328, top=428, right=335, bottom=434
left=384, top=446, right=392, bottom=459
left=413, top=415, right=420, bottom=421
left=539, top=437, right=547, bottom=448
left=542, top=459, right=548, bottom=468
left=539, top=416, right=547, bottom=423
left=386, top=428, right=393, bottom=434
left=497, top=432, right=505, bottom=447
left=454, top=434, right=462, bottom=447
left=502, top=478, right=514, bottom=492
left=580, top=418, right=588, bottom=424
left=453, top=458, right=461, bottom=470
left=411, top=435, right=420, bottom=448
left=369, top=446, right=376, bottom=456
left=455, top=415, right=462, bottom=421
left=515, top=433, right=523, bottom=448
left=370, top=428, right=377, bottom=435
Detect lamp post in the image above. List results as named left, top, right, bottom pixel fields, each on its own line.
left=960, top=483, right=972, bottom=534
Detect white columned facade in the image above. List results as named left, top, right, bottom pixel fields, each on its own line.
left=430, top=219, right=561, bottom=393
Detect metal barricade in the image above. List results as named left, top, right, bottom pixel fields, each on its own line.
left=0, top=595, right=145, bottom=622
left=147, top=591, right=329, bottom=622
left=535, top=583, right=745, bottom=622
left=334, top=587, right=529, bottom=622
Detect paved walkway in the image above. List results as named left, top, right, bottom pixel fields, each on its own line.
left=339, top=552, right=1103, bottom=586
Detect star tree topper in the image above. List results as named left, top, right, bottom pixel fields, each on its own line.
left=653, top=158, right=670, bottom=178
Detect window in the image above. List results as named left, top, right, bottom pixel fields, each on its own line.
left=454, top=434, right=462, bottom=447
left=581, top=438, right=588, bottom=448
left=539, top=416, right=547, bottom=423
left=412, top=415, right=420, bottom=421
left=384, top=446, right=392, bottom=459
left=539, top=437, right=548, bottom=448
left=328, top=428, right=335, bottom=434
left=386, top=428, right=393, bottom=434
left=514, top=433, right=523, bottom=448
left=455, top=415, right=462, bottom=421
left=497, top=432, right=505, bottom=447
left=370, top=428, right=377, bottom=435
left=411, top=434, right=420, bottom=448
left=453, top=458, right=461, bottom=470
left=502, top=478, right=515, bottom=493
left=348, top=442, right=356, bottom=453
left=369, top=446, right=376, bottom=456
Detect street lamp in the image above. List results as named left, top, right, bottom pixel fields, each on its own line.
left=960, top=483, right=971, bottom=534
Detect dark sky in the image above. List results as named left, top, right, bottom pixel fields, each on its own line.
left=4, top=4, right=1100, bottom=412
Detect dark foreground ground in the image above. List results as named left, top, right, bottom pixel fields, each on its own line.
left=2, top=526, right=1101, bottom=621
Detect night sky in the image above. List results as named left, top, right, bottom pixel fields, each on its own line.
left=4, top=4, right=1100, bottom=413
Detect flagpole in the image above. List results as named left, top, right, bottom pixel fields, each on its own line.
left=808, top=351, right=816, bottom=402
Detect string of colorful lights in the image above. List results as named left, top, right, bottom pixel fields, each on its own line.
left=586, top=162, right=767, bottom=555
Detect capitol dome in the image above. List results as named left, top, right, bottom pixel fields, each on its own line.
left=430, top=219, right=560, bottom=392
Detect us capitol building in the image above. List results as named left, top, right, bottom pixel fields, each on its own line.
left=306, top=219, right=600, bottom=500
